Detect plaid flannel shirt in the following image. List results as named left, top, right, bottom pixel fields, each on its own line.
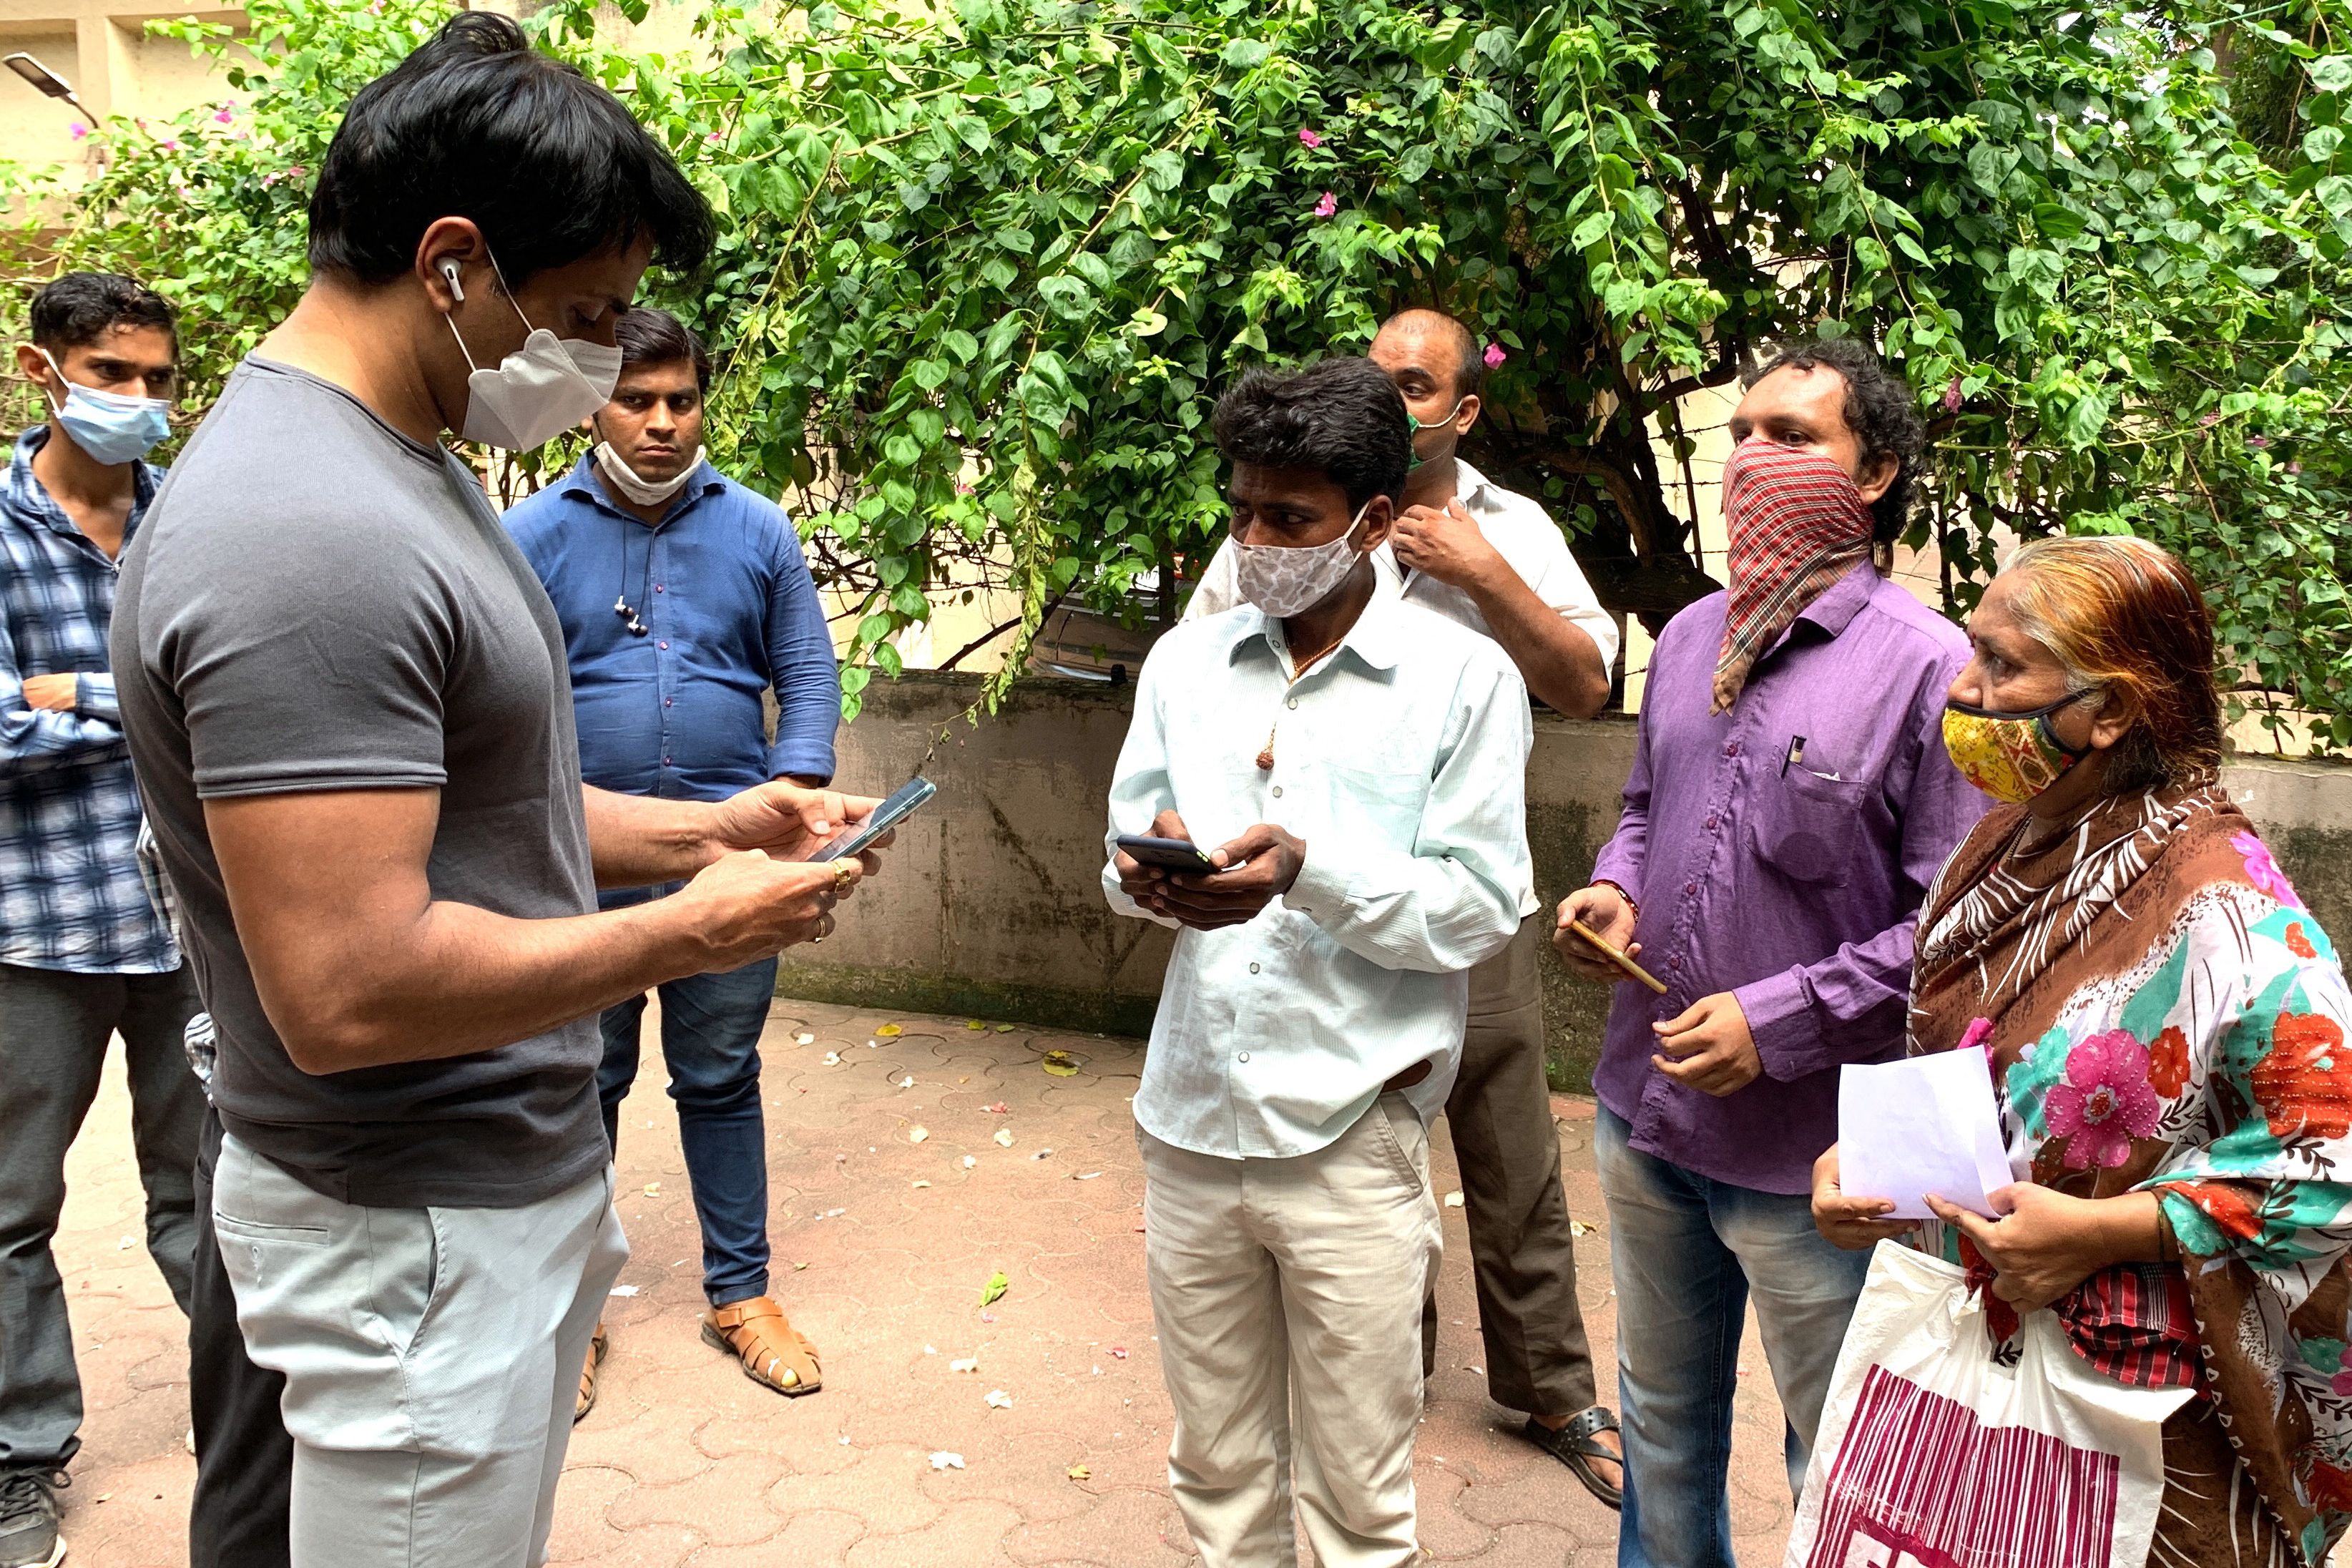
left=1, top=424, right=178, bottom=974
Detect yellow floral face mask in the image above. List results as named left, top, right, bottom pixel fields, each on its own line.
left=1941, top=694, right=2091, bottom=804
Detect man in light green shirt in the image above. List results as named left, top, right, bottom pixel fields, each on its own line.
left=1104, top=358, right=1532, bottom=1567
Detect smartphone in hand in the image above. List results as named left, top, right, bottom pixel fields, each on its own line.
left=1117, top=834, right=1217, bottom=873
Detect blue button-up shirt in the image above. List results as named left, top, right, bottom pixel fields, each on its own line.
left=1589, top=562, right=1986, bottom=1194
left=505, top=454, right=840, bottom=808
left=1, top=425, right=178, bottom=973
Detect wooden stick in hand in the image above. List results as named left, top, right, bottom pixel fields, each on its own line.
left=1567, top=918, right=1668, bottom=995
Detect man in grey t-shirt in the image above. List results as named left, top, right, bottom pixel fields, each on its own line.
left=110, top=19, right=883, bottom=1566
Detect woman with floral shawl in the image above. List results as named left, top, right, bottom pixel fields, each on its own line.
left=1812, top=536, right=2352, bottom=1567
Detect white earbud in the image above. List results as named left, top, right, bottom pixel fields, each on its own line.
left=439, top=259, right=466, bottom=303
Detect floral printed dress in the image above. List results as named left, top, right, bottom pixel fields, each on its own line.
left=1902, top=781, right=2352, bottom=1567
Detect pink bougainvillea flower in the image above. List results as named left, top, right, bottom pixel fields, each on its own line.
left=2198, top=409, right=2223, bottom=426
left=1313, top=190, right=1338, bottom=218
left=2246, top=433, right=2271, bottom=449
left=287, top=165, right=306, bottom=180
left=1298, top=127, right=1323, bottom=148
left=705, top=131, right=724, bottom=146
left=1944, top=374, right=1964, bottom=413
left=2044, top=1029, right=2162, bottom=1170
left=2233, top=830, right=2304, bottom=910
left=1957, top=1016, right=1995, bottom=1058
left=68, top=122, right=88, bottom=140
left=159, top=138, right=182, bottom=152
left=2288, top=461, right=2304, bottom=476
left=214, top=106, right=235, bottom=124
left=1483, top=343, right=1507, bottom=369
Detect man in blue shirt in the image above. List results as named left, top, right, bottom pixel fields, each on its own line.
left=506, top=307, right=840, bottom=1418
left=1, top=271, right=206, bottom=1568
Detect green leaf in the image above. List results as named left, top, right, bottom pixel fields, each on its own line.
left=2310, top=55, right=2352, bottom=93
left=979, top=1270, right=1009, bottom=1307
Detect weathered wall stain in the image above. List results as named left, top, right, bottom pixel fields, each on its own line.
left=786, top=672, right=2352, bottom=1092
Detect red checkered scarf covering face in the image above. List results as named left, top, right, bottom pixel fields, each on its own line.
left=1710, top=440, right=1876, bottom=715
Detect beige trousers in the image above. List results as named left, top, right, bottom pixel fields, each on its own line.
left=1137, top=1094, right=1441, bottom=1568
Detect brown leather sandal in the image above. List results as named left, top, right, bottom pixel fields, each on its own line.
left=574, top=1321, right=609, bottom=1424
left=702, top=1296, right=823, bottom=1396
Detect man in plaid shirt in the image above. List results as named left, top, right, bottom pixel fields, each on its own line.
left=0, top=273, right=205, bottom=1568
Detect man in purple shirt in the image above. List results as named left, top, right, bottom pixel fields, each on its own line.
left=1555, top=339, right=1984, bottom=1568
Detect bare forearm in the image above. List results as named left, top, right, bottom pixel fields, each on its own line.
left=1462, top=568, right=1609, bottom=717
left=2081, top=1190, right=2168, bottom=1265
left=583, top=784, right=722, bottom=888
left=280, top=896, right=710, bottom=1072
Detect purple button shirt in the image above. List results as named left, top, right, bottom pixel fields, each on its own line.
left=1589, top=563, right=1985, bottom=1194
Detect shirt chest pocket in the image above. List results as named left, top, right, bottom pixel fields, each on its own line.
left=1749, top=767, right=1870, bottom=887
left=1310, top=762, right=1434, bottom=848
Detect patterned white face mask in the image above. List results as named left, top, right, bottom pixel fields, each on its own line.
left=1230, top=499, right=1373, bottom=619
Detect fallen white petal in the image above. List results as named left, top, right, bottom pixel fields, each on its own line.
left=928, top=1451, right=965, bottom=1471
left=993, top=1127, right=1015, bottom=1147
left=607, top=1284, right=640, bottom=1298
left=984, top=1389, right=1013, bottom=1409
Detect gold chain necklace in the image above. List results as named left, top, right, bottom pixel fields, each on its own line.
left=1255, top=632, right=1348, bottom=771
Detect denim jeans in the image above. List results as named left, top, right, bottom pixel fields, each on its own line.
left=597, top=956, right=780, bottom=1308
left=1593, top=1105, right=1871, bottom=1568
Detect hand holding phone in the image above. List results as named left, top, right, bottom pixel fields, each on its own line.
left=808, top=775, right=934, bottom=861
left=1117, top=835, right=1217, bottom=873
left=1114, top=813, right=1304, bottom=932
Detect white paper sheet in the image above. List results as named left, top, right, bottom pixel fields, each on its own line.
left=1837, top=1048, right=2014, bottom=1220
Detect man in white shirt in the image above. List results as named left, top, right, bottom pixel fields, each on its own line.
left=1107, top=356, right=1532, bottom=1567
left=1185, top=309, right=1627, bottom=1506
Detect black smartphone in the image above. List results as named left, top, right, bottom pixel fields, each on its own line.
left=1117, top=834, right=1217, bottom=873
left=808, top=776, right=935, bottom=861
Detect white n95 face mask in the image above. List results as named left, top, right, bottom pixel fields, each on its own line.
left=443, top=254, right=622, bottom=451
left=1230, top=499, right=1373, bottom=619
left=596, top=441, right=700, bottom=506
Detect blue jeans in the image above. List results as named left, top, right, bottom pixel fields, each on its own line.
left=597, top=957, right=780, bottom=1308
left=1593, top=1105, right=1871, bottom=1568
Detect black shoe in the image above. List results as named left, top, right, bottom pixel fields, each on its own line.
left=0, top=1467, right=66, bottom=1567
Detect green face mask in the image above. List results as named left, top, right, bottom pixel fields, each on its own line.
left=1404, top=397, right=1466, bottom=471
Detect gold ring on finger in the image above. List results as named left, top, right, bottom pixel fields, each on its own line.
left=830, top=858, right=859, bottom=895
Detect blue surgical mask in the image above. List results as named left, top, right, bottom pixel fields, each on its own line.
left=38, top=348, right=172, bottom=465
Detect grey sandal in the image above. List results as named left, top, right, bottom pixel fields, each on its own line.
left=1523, top=1406, right=1623, bottom=1510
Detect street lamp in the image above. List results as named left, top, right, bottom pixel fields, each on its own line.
left=2, top=52, right=88, bottom=119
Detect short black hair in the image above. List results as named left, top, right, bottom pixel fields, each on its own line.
left=1744, top=337, right=1926, bottom=544
left=1212, top=358, right=1412, bottom=513
left=1381, top=308, right=1486, bottom=402
left=308, top=12, right=714, bottom=288
left=615, top=308, right=710, bottom=393
left=28, top=272, right=177, bottom=356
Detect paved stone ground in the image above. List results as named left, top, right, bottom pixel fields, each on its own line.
left=49, top=999, right=1799, bottom=1566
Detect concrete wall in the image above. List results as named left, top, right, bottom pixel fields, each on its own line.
left=782, top=671, right=2352, bottom=1090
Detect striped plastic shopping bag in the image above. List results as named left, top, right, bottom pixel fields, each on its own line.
left=1785, top=1241, right=2192, bottom=1568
